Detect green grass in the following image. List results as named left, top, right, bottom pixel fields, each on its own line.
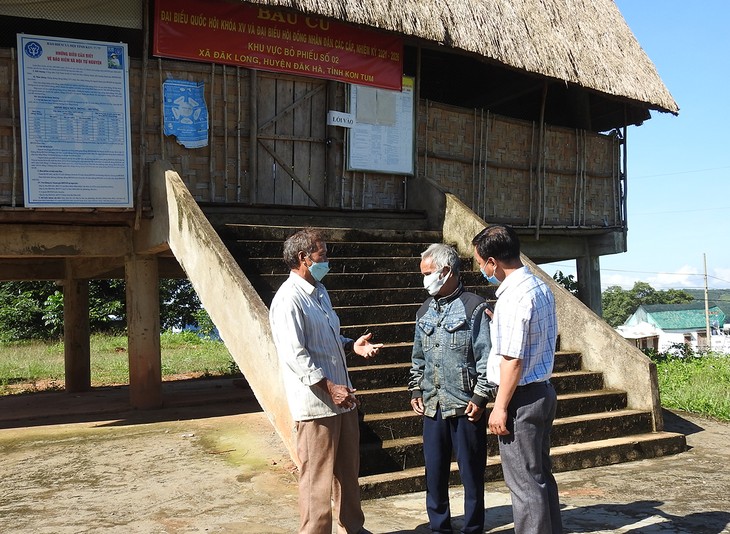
left=0, top=331, right=236, bottom=395
left=655, top=353, right=730, bottom=422
left=2, top=334, right=729, bottom=424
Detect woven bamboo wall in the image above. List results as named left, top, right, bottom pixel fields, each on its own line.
left=417, top=100, right=622, bottom=228
left=1, top=47, right=620, bottom=222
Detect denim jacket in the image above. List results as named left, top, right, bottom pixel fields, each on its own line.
left=409, top=284, right=493, bottom=418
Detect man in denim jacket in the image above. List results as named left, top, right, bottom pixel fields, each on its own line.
left=409, top=243, right=494, bottom=534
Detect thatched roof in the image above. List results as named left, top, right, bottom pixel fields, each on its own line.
left=245, top=0, right=678, bottom=115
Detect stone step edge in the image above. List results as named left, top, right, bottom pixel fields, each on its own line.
left=361, top=408, right=650, bottom=450
left=358, top=431, right=687, bottom=498
left=353, top=371, right=608, bottom=392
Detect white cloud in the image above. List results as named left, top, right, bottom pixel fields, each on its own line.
left=601, top=273, right=638, bottom=290
left=711, top=267, right=730, bottom=289
left=648, top=265, right=703, bottom=290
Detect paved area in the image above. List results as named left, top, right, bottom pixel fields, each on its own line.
left=0, top=378, right=728, bottom=533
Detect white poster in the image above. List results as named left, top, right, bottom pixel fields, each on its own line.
left=347, top=76, right=414, bottom=175
left=17, top=34, right=134, bottom=207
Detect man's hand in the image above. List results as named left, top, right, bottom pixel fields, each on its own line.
left=410, top=397, right=425, bottom=415
left=353, top=332, right=383, bottom=359
left=488, top=406, right=509, bottom=435
left=331, top=385, right=359, bottom=409
left=319, top=379, right=359, bottom=409
left=465, top=401, right=485, bottom=422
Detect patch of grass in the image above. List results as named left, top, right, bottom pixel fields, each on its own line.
left=655, top=353, right=730, bottom=422
left=0, top=332, right=237, bottom=394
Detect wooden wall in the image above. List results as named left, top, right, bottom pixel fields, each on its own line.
left=1, top=48, right=622, bottom=227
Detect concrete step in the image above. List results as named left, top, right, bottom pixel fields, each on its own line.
left=242, top=256, right=425, bottom=275
left=359, top=407, right=652, bottom=447
left=359, top=431, right=687, bottom=499
left=341, top=321, right=416, bottom=344
left=225, top=240, right=438, bottom=261
left=217, top=223, right=442, bottom=243
left=336, top=302, right=422, bottom=325
left=255, top=271, right=487, bottom=291
left=358, top=408, right=656, bottom=475
left=346, top=348, right=582, bottom=373
left=203, top=204, right=431, bottom=231
left=356, top=381, right=623, bottom=418
left=351, top=369, right=606, bottom=408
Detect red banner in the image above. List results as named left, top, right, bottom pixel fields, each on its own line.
left=153, top=0, right=403, bottom=90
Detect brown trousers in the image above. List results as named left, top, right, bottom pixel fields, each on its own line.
left=296, top=409, right=364, bottom=534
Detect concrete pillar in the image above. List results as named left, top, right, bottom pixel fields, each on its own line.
left=63, top=276, right=91, bottom=393
left=125, top=254, right=162, bottom=409
left=577, top=255, right=603, bottom=317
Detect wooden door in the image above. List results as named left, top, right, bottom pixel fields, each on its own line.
left=254, top=74, right=328, bottom=207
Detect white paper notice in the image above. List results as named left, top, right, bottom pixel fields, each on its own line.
left=348, top=77, right=414, bottom=175
left=17, top=34, right=134, bottom=207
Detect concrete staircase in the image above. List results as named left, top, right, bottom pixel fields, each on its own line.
left=205, top=205, right=686, bottom=499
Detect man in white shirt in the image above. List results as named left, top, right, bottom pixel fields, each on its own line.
left=472, top=224, right=563, bottom=534
left=269, top=227, right=382, bottom=534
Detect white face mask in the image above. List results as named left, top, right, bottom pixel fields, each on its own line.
left=423, top=268, right=450, bottom=296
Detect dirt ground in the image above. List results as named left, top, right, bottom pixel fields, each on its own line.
left=0, top=378, right=729, bottom=533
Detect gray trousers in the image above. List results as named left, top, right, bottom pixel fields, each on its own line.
left=498, top=381, right=563, bottom=534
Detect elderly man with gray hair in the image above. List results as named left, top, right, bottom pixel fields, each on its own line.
left=409, top=243, right=495, bottom=534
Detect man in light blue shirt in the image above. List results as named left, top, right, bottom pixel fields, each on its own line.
left=269, top=227, right=382, bottom=534
left=472, top=224, right=562, bottom=534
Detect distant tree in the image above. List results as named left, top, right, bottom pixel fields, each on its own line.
left=1, top=279, right=203, bottom=341
left=160, top=279, right=201, bottom=330
left=553, top=270, right=578, bottom=296
left=0, top=281, right=58, bottom=341
left=601, top=282, right=694, bottom=327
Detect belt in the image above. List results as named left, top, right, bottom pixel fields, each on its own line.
left=516, top=380, right=550, bottom=389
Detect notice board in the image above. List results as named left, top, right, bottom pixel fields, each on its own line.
left=347, top=77, right=414, bottom=175
left=17, top=34, right=133, bottom=208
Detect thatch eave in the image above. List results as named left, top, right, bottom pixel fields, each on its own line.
left=242, top=0, right=678, bottom=116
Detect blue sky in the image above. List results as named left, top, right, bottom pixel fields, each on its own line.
left=543, top=0, right=730, bottom=291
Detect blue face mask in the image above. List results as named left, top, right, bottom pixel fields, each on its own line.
left=481, top=263, right=500, bottom=286
left=308, top=259, right=330, bottom=282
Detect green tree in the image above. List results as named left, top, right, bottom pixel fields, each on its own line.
left=601, top=282, right=694, bottom=327
left=0, top=281, right=58, bottom=341
left=553, top=270, right=578, bottom=296
left=1, top=279, right=203, bottom=341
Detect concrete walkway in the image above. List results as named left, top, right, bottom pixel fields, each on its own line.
left=0, top=378, right=728, bottom=533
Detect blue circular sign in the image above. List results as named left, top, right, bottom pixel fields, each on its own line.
left=24, top=41, right=43, bottom=59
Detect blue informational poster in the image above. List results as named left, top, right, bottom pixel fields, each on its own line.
left=16, top=34, right=134, bottom=208
left=163, top=79, right=209, bottom=149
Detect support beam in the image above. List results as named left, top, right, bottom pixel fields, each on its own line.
left=577, top=255, right=603, bottom=316
left=125, top=254, right=162, bottom=409
left=0, top=225, right=131, bottom=256
left=63, top=273, right=91, bottom=393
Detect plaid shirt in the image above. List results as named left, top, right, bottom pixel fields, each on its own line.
left=487, top=266, right=557, bottom=385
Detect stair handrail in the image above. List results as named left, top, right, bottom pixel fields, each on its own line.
left=147, top=160, right=298, bottom=461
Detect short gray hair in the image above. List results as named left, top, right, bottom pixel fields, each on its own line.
left=282, top=228, right=324, bottom=269
left=421, top=243, right=460, bottom=275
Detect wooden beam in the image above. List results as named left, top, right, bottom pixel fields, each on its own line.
left=63, top=272, right=91, bottom=393
left=0, top=259, right=66, bottom=280
left=0, top=225, right=132, bottom=257
left=125, top=254, right=162, bottom=409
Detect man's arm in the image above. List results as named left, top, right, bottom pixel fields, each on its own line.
left=465, top=302, right=492, bottom=421
left=488, top=356, right=522, bottom=435
left=408, top=318, right=427, bottom=415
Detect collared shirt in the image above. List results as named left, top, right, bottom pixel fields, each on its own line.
left=487, top=265, right=557, bottom=385
left=269, top=271, right=354, bottom=421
